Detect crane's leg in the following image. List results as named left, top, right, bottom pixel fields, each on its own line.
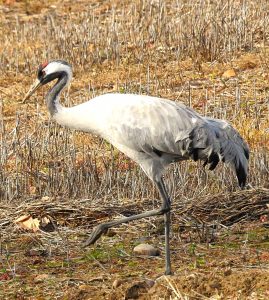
left=82, top=179, right=171, bottom=274
left=159, top=178, right=172, bottom=275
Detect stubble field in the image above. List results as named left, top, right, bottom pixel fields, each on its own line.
left=1, top=0, right=269, bottom=299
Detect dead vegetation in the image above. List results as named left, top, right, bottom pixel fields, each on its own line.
left=0, top=0, right=269, bottom=299
left=1, top=189, right=269, bottom=299
left=1, top=188, right=269, bottom=234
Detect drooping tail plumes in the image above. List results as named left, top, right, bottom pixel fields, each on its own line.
left=187, top=118, right=249, bottom=188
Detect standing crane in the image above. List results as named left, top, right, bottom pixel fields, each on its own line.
left=23, top=60, right=249, bottom=275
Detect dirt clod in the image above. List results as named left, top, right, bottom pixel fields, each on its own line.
left=125, top=280, right=155, bottom=299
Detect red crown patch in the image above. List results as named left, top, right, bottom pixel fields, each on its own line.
left=41, top=61, right=49, bottom=69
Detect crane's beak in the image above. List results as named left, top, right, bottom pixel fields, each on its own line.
left=22, top=79, right=42, bottom=103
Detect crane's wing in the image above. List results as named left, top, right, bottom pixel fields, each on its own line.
left=203, top=118, right=249, bottom=187
left=83, top=94, right=249, bottom=187
left=104, top=96, right=203, bottom=153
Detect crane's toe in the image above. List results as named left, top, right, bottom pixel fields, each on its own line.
left=82, top=224, right=108, bottom=247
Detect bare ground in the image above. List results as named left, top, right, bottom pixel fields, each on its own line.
left=1, top=190, right=269, bottom=299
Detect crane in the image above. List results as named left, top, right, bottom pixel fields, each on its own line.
left=23, top=60, right=249, bottom=275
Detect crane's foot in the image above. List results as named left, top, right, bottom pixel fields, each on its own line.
left=165, top=268, right=172, bottom=275
left=82, top=224, right=108, bottom=247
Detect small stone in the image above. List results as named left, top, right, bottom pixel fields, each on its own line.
left=34, top=274, right=49, bottom=283
left=133, top=244, right=160, bottom=256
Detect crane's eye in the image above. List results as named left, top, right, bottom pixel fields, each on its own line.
left=37, top=68, right=46, bottom=80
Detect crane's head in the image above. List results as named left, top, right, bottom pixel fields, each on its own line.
left=22, top=60, right=72, bottom=103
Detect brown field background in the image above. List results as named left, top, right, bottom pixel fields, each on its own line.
left=1, top=0, right=269, bottom=299
left=1, top=0, right=269, bottom=202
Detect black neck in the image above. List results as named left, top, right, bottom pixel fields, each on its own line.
left=46, top=72, right=68, bottom=116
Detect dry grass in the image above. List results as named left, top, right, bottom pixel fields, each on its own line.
left=0, top=0, right=269, bottom=201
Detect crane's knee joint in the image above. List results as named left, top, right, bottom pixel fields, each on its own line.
left=160, top=205, right=171, bottom=214
left=97, top=223, right=108, bottom=234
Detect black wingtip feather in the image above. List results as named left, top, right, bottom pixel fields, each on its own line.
left=208, top=152, right=220, bottom=170
left=236, top=160, right=247, bottom=188
left=191, top=148, right=199, bottom=161
left=244, top=148, right=250, bottom=160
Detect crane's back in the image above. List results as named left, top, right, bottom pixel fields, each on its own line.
left=56, top=93, right=202, bottom=139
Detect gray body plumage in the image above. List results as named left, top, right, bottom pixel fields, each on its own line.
left=61, top=93, right=248, bottom=186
